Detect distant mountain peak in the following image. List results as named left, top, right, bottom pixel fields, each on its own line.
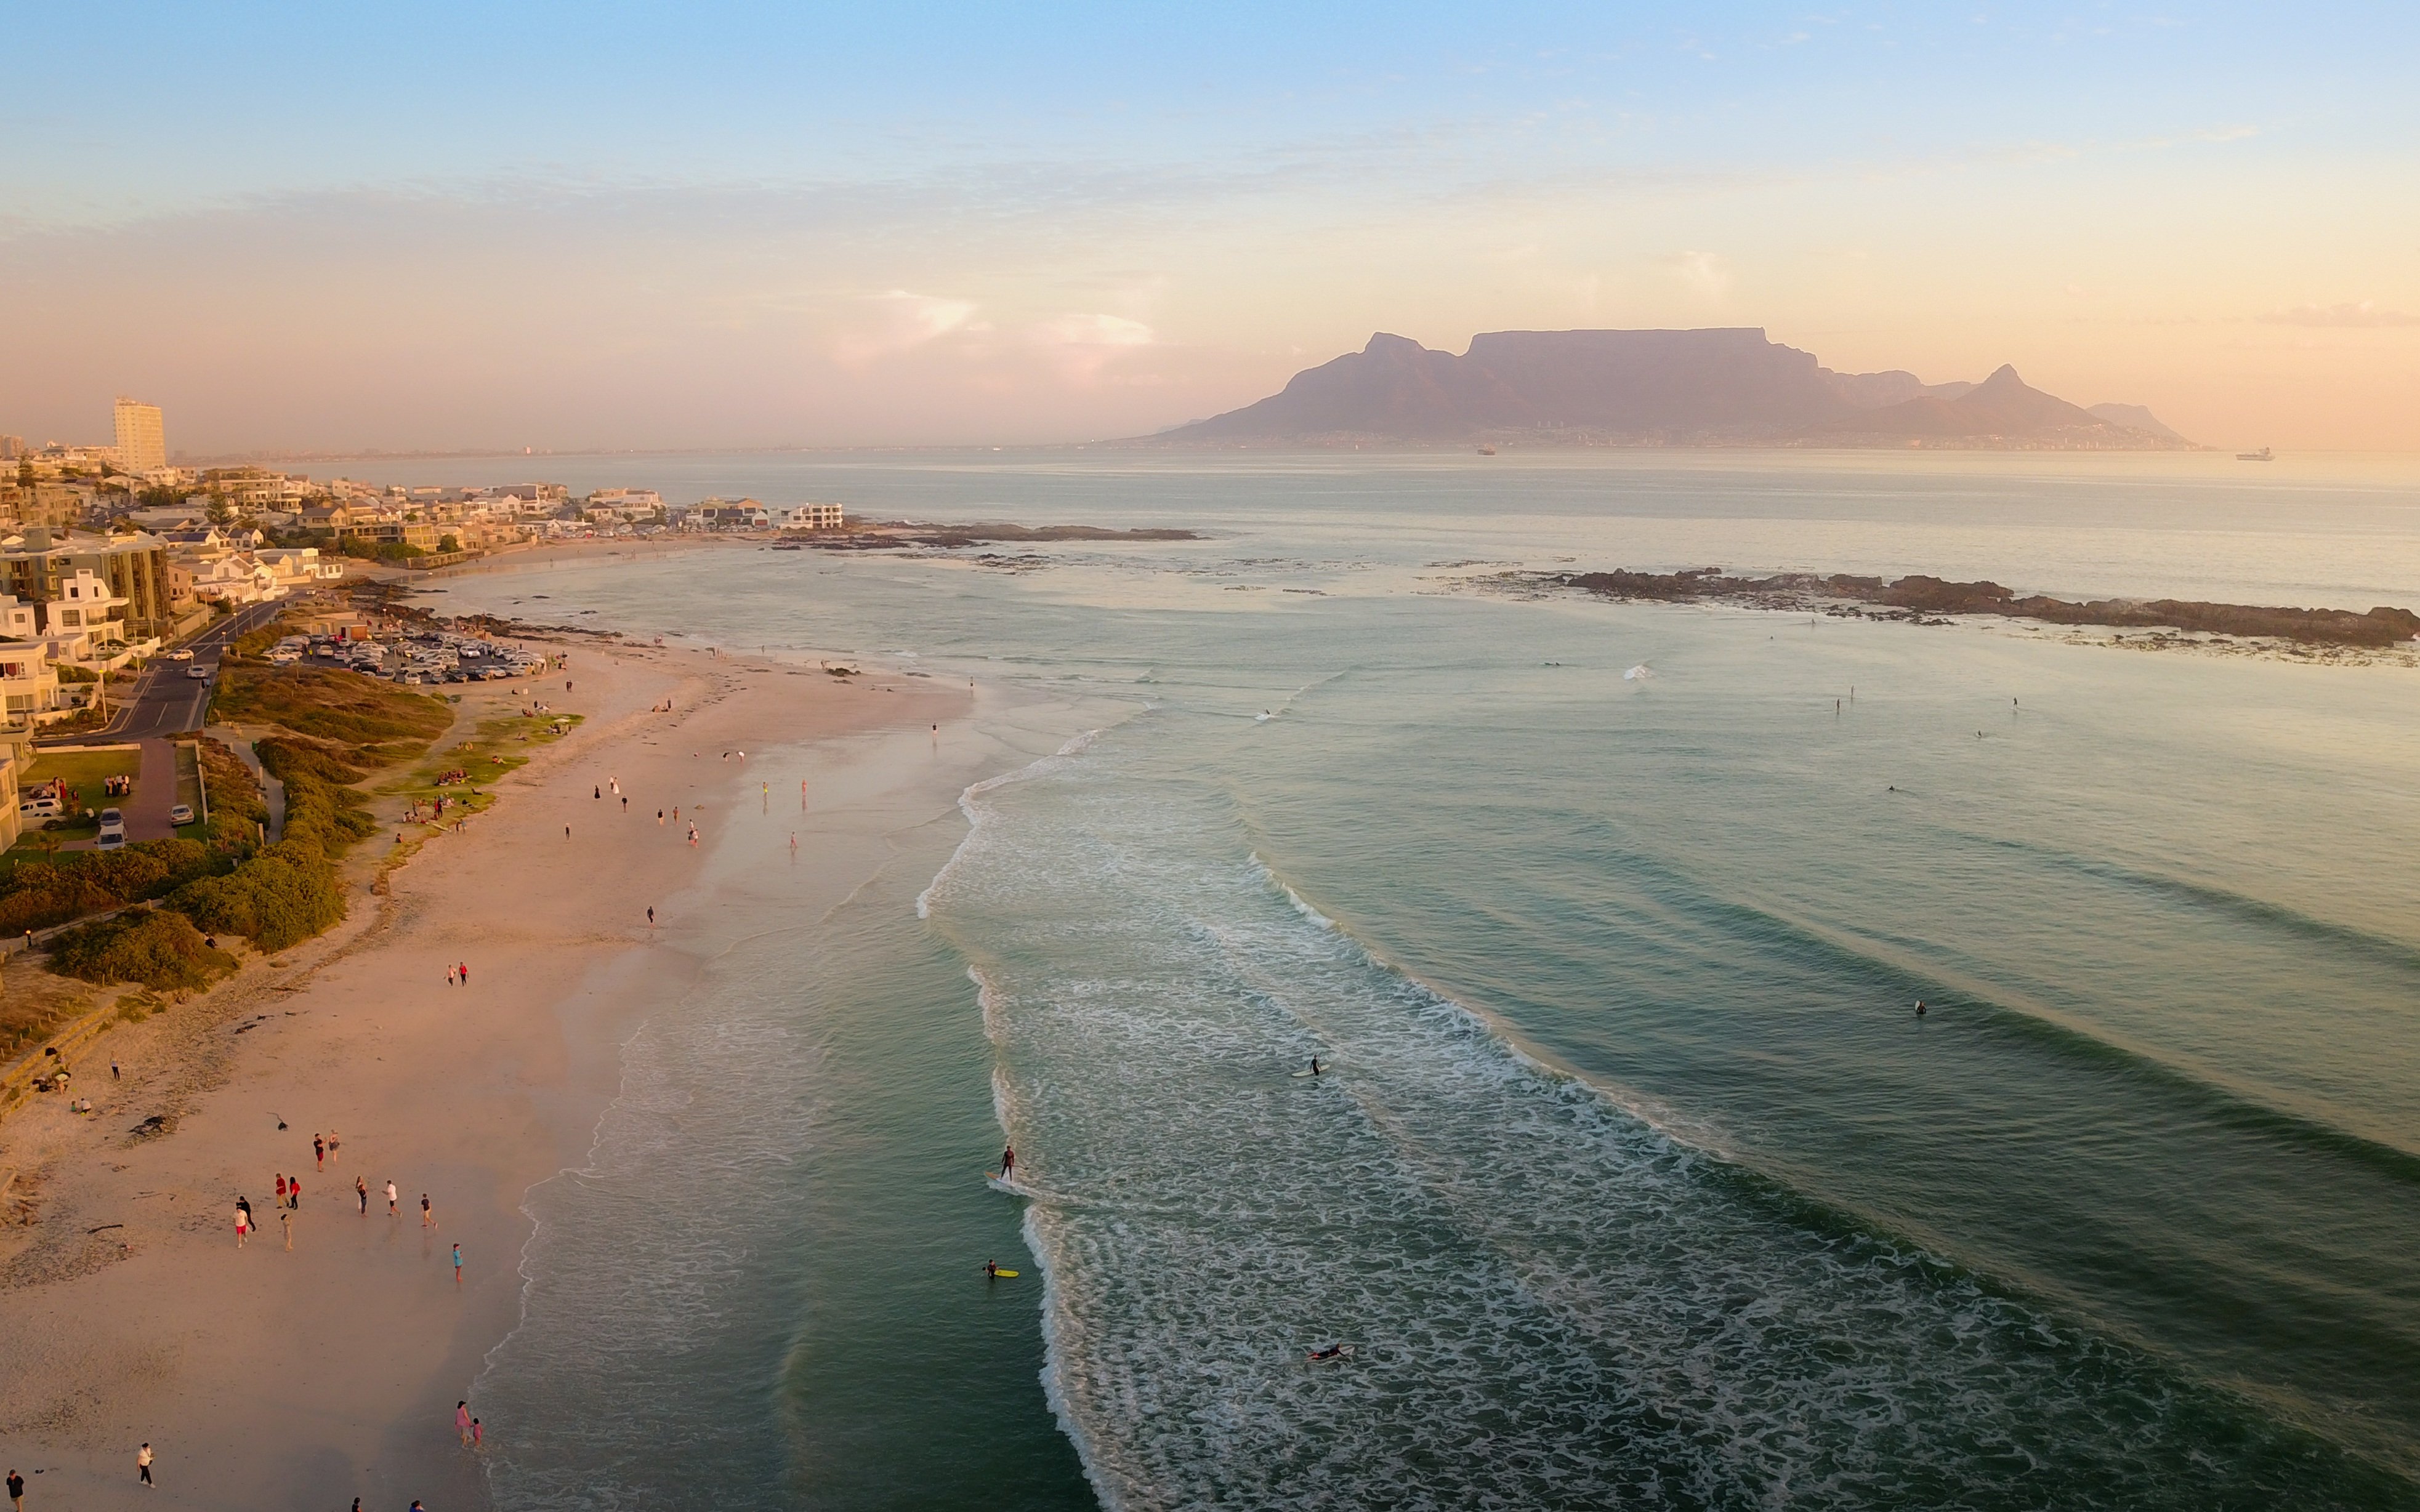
left=1153, top=331, right=2196, bottom=450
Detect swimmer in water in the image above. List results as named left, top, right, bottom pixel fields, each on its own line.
left=1915, top=1000, right=1927, bottom=1018
left=1307, top=1343, right=1346, bottom=1361
left=983, top=1259, right=1004, bottom=1279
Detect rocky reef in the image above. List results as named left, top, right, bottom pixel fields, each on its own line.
left=1561, top=569, right=2420, bottom=649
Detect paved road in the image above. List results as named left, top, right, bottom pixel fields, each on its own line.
left=31, top=601, right=289, bottom=841
left=40, top=600, right=288, bottom=748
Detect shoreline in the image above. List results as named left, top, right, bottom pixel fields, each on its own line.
left=0, top=629, right=964, bottom=1506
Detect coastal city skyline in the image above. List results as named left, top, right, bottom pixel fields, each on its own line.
left=3, top=2, right=2414, bottom=454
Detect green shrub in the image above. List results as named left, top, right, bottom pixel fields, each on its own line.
left=0, top=838, right=225, bottom=936
left=47, top=909, right=235, bottom=992
left=167, top=737, right=375, bottom=952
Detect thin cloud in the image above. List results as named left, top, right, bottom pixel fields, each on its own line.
left=2257, top=301, right=2420, bottom=329
left=1660, top=249, right=1731, bottom=300
left=834, top=289, right=983, bottom=364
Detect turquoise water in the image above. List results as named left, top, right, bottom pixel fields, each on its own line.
left=437, top=451, right=2420, bottom=1508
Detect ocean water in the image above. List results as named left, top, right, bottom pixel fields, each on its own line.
left=432, top=450, right=2420, bottom=1509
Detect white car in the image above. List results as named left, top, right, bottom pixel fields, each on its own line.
left=187, top=666, right=210, bottom=680
left=169, top=803, right=196, bottom=826
left=166, top=648, right=195, bottom=661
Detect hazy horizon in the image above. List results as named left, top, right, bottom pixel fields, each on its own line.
left=5, top=2, right=2414, bottom=455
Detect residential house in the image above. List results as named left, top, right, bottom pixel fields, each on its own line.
left=185, top=552, right=283, bottom=605
left=695, top=497, right=772, bottom=530
left=256, top=547, right=344, bottom=587
left=0, top=592, right=66, bottom=733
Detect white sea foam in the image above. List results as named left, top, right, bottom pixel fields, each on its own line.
left=944, top=741, right=2290, bottom=1510
left=915, top=728, right=1104, bottom=919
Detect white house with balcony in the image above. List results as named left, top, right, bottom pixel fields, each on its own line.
left=182, top=551, right=284, bottom=605
left=256, top=546, right=344, bottom=586
left=44, top=568, right=132, bottom=646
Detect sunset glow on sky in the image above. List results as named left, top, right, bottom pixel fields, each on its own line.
left=4, top=2, right=2413, bottom=452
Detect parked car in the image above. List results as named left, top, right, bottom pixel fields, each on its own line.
left=95, top=830, right=126, bottom=850
left=169, top=803, right=196, bottom=826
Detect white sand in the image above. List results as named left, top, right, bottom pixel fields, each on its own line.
left=0, top=639, right=961, bottom=1509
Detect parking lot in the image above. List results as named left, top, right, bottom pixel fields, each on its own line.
left=277, top=628, right=551, bottom=685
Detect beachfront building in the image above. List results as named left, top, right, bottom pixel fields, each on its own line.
left=0, top=528, right=177, bottom=641
left=114, top=396, right=167, bottom=473
left=344, top=519, right=444, bottom=551
left=584, top=488, right=664, bottom=523
left=775, top=503, right=846, bottom=531
left=692, top=497, right=773, bottom=530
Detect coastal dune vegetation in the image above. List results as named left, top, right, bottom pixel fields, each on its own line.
left=4, top=664, right=456, bottom=991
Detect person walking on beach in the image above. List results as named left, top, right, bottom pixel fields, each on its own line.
left=472, top=1417, right=483, bottom=1449
left=275, top=1173, right=286, bottom=1205
left=459, top=961, right=468, bottom=986
left=9, top=1466, right=23, bottom=1509
left=288, top=1174, right=300, bottom=1210
left=235, top=1199, right=250, bottom=1248
left=453, top=1243, right=464, bottom=1284
left=446, top=964, right=456, bottom=987
left=136, top=1442, right=153, bottom=1487
left=647, top=906, right=655, bottom=928
left=658, top=809, right=664, bottom=825
left=421, top=1192, right=435, bottom=1228
left=386, top=1180, right=398, bottom=1217
left=315, top=1133, right=325, bottom=1170
left=357, top=1176, right=369, bottom=1214
left=456, top=1401, right=472, bottom=1446
left=328, top=1129, right=340, bottom=1163
left=280, top=1207, right=292, bottom=1250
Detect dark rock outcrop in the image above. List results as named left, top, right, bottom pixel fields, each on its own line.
left=1565, top=569, right=2420, bottom=648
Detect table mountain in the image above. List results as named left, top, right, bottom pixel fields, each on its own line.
left=1155, top=329, right=2192, bottom=449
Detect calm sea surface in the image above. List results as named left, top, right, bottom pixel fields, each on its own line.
left=404, top=451, right=2420, bottom=1509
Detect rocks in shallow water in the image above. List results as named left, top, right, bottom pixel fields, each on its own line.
left=1559, top=568, right=2420, bottom=649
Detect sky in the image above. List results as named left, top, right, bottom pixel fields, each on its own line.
left=2, top=2, right=2414, bottom=453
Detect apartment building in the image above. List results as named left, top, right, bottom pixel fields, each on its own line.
left=0, top=528, right=176, bottom=640
left=114, top=396, right=167, bottom=472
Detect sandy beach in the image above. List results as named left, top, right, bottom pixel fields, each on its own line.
left=0, top=636, right=961, bottom=1509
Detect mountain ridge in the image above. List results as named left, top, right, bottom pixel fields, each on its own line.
left=1153, top=329, right=2193, bottom=449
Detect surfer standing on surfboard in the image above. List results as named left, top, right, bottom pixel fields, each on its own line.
left=999, top=1144, right=1015, bottom=1181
